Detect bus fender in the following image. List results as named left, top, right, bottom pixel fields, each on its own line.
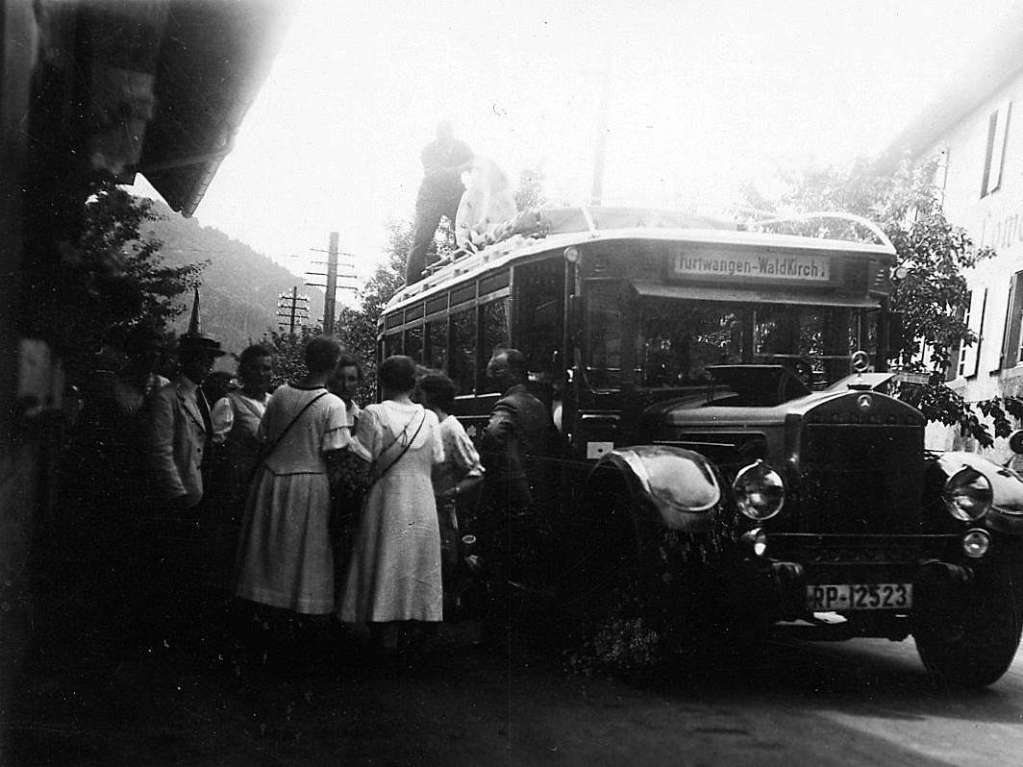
left=588, top=445, right=721, bottom=534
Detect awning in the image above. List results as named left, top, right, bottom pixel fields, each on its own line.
left=629, top=280, right=880, bottom=308
left=128, top=0, right=292, bottom=216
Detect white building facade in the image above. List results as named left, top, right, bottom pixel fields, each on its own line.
left=886, top=25, right=1023, bottom=459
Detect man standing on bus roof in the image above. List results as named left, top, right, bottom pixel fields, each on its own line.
left=475, top=348, right=556, bottom=644
left=406, top=121, right=474, bottom=285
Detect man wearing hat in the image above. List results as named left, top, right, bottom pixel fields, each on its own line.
left=148, top=289, right=225, bottom=510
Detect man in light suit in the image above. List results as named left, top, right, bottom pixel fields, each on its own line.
left=140, top=324, right=225, bottom=639
left=148, top=333, right=224, bottom=510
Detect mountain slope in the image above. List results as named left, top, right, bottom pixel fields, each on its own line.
left=141, top=201, right=326, bottom=358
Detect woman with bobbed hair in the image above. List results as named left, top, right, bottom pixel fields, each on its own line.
left=341, top=355, right=445, bottom=659
left=417, top=372, right=484, bottom=612
left=236, top=335, right=349, bottom=619
left=327, top=350, right=363, bottom=430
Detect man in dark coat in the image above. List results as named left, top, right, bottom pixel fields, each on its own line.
left=480, top=349, right=552, bottom=508
left=406, top=121, right=473, bottom=284
left=476, top=348, right=555, bottom=643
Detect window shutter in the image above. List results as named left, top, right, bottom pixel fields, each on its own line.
left=969, top=288, right=987, bottom=377
left=982, top=101, right=1012, bottom=197
left=955, top=288, right=987, bottom=379
left=1001, top=275, right=1023, bottom=369
left=948, top=290, right=970, bottom=381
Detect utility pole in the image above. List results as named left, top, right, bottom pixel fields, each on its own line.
left=323, top=232, right=339, bottom=334
left=305, top=232, right=359, bottom=330
left=276, top=286, right=309, bottom=336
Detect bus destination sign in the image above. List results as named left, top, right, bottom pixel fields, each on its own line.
left=673, top=251, right=832, bottom=282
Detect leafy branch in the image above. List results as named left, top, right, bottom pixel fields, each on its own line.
left=750, top=158, right=1023, bottom=447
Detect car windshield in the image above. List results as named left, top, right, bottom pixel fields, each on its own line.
left=585, top=281, right=879, bottom=390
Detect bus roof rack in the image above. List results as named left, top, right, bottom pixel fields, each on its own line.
left=749, top=212, right=895, bottom=251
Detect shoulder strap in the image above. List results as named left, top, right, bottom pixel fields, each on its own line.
left=367, top=412, right=428, bottom=488
left=259, top=390, right=330, bottom=467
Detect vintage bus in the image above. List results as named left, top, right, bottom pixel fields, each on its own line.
left=379, top=206, right=1023, bottom=686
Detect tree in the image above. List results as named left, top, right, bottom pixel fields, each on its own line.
left=28, top=179, right=204, bottom=380
left=264, top=326, right=320, bottom=389
left=335, top=219, right=414, bottom=400
left=745, top=158, right=1022, bottom=445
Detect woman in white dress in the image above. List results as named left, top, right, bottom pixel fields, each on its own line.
left=341, top=355, right=444, bottom=655
left=235, top=336, right=349, bottom=616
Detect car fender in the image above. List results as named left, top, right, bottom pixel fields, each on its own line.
left=937, top=451, right=1023, bottom=535
left=589, top=445, right=721, bottom=533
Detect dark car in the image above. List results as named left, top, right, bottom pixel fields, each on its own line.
left=582, top=355, right=1023, bottom=686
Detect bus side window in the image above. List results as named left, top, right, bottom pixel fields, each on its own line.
left=479, top=298, right=510, bottom=393
left=405, top=325, right=424, bottom=364
left=515, top=259, right=566, bottom=400
left=426, top=318, right=448, bottom=373
left=451, top=307, right=476, bottom=395
left=384, top=332, right=402, bottom=359
left=588, top=281, right=629, bottom=388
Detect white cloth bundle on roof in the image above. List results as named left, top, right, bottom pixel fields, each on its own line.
left=454, top=156, right=518, bottom=249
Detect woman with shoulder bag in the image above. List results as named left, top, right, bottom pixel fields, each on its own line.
left=235, top=337, right=350, bottom=623
left=340, top=356, right=445, bottom=662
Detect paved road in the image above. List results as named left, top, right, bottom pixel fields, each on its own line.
left=478, top=637, right=1023, bottom=767
left=6, top=628, right=1023, bottom=766
left=349, top=632, right=1023, bottom=767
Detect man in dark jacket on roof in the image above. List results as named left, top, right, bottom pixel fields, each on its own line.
left=406, top=121, right=474, bottom=284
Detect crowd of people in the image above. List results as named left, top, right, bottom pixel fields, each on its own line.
left=63, top=315, right=555, bottom=669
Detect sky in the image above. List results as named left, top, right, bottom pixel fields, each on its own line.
left=134, top=0, right=1022, bottom=297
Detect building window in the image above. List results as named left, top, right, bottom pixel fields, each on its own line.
left=954, top=289, right=986, bottom=379
left=999, top=274, right=1023, bottom=369
left=981, top=101, right=1012, bottom=198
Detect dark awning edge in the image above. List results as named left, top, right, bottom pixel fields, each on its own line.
left=131, top=0, right=294, bottom=216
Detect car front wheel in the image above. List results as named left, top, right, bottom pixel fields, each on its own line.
left=913, top=543, right=1023, bottom=688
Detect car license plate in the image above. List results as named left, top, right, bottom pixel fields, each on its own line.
left=807, top=583, right=912, bottom=611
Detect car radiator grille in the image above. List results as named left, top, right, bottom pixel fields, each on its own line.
left=798, top=424, right=923, bottom=534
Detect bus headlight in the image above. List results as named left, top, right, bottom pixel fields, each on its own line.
left=733, top=460, right=785, bottom=521
left=942, top=467, right=992, bottom=521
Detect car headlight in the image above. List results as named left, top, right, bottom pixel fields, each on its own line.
left=732, top=460, right=785, bottom=521
left=942, top=467, right=993, bottom=521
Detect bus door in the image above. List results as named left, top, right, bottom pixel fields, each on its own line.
left=570, top=278, right=633, bottom=467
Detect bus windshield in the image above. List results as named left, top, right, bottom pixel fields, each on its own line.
left=585, top=281, right=879, bottom=390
